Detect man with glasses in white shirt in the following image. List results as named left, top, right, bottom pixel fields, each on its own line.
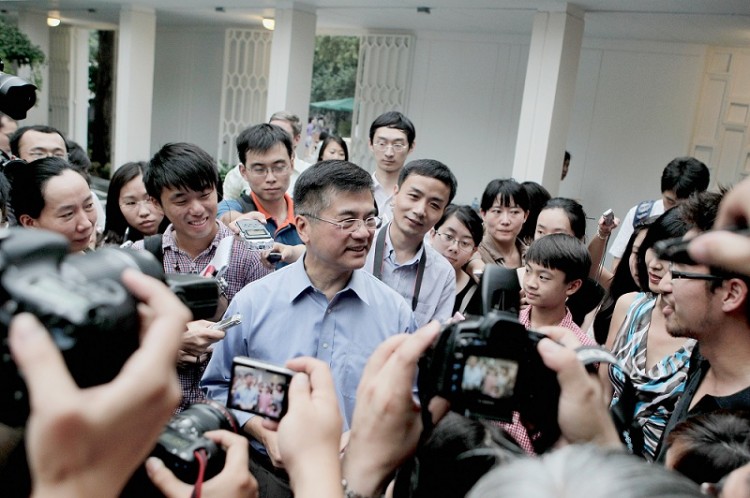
left=203, top=160, right=416, bottom=498
left=368, top=111, right=416, bottom=223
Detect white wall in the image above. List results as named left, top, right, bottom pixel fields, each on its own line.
left=150, top=27, right=226, bottom=160
left=407, top=31, right=706, bottom=234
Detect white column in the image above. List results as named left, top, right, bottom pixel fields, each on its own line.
left=512, top=6, right=584, bottom=194
left=70, top=27, right=90, bottom=148
left=265, top=4, right=316, bottom=156
left=113, top=6, right=156, bottom=168
left=16, top=11, right=50, bottom=125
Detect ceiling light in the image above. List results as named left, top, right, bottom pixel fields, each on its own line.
left=262, top=17, right=275, bottom=30
left=47, top=11, right=61, bottom=27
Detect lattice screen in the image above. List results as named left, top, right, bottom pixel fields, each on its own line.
left=48, top=28, right=71, bottom=137
left=350, top=34, right=415, bottom=172
left=217, top=29, right=272, bottom=166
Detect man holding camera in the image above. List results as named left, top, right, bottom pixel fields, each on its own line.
left=202, top=160, right=416, bottom=497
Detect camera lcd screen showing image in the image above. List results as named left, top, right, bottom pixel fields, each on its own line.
left=228, top=359, right=293, bottom=421
left=461, top=355, right=519, bottom=400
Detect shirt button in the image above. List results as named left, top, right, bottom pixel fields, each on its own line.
left=323, top=343, right=329, bottom=349
left=327, top=309, right=332, bottom=314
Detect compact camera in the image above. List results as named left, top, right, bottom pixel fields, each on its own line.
left=151, top=400, right=239, bottom=483
left=228, top=357, right=294, bottom=422
left=236, top=219, right=275, bottom=251
left=0, top=228, right=220, bottom=427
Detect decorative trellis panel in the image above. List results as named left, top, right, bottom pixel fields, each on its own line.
left=350, top=34, right=415, bottom=172
left=217, top=29, right=272, bottom=166
left=49, top=28, right=72, bottom=137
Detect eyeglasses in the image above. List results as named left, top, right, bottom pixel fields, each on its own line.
left=248, top=164, right=290, bottom=177
left=372, top=141, right=408, bottom=153
left=668, top=263, right=725, bottom=281
left=120, top=199, right=155, bottom=210
left=301, top=213, right=381, bottom=233
left=434, top=231, right=475, bottom=252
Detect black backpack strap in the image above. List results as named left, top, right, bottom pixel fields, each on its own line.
left=236, top=192, right=257, bottom=214
left=143, top=234, right=164, bottom=266
left=633, top=200, right=656, bottom=227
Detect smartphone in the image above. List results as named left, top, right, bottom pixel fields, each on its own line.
left=602, top=209, right=615, bottom=227
left=228, top=357, right=294, bottom=421
left=236, top=219, right=274, bottom=251
left=211, top=313, right=242, bottom=332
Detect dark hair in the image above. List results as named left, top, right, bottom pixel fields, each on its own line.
left=661, top=157, right=709, bottom=198
left=65, top=140, right=91, bottom=174
left=564, top=150, right=571, bottom=162
left=525, top=233, right=591, bottom=283
left=592, top=222, right=651, bottom=344
left=435, top=204, right=484, bottom=247
left=268, top=111, right=302, bottom=137
left=317, top=135, right=349, bottom=162
left=392, top=413, right=522, bottom=498
left=5, top=157, right=87, bottom=220
left=102, top=161, right=169, bottom=245
left=10, top=125, right=68, bottom=157
left=0, top=171, right=10, bottom=225
left=667, top=411, right=750, bottom=485
left=540, top=197, right=587, bottom=241
left=369, top=111, right=416, bottom=147
left=294, top=160, right=373, bottom=216
left=398, top=159, right=457, bottom=204
left=636, top=207, right=690, bottom=291
left=518, top=181, right=551, bottom=244
left=678, top=189, right=725, bottom=233
left=236, top=123, right=293, bottom=165
left=480, top=179, right=529, bottom=212
left=145, top=143, right=219, bottom=202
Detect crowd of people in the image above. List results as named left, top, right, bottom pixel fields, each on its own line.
left=2, top=106, right=750, bottom=498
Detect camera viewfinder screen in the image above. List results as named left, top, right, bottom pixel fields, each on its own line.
left=229, top=364, right=290, bottom=420
left=461, top=355, right=519, bottom=399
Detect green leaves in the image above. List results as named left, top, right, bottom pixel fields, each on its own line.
left=0, top=15, right=46, bottom=69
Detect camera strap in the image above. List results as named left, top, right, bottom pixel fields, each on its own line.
left=372, top=223, right=427, bottom=311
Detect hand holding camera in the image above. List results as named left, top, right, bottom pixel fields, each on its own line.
left=11, top=269, right=189, bottom=497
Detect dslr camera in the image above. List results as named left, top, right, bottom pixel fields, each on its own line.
left=418, top=265, right=561, bottom=453
left=0, top=228, right=220, bottom=427
left=152, top=400, right=239, bottom=483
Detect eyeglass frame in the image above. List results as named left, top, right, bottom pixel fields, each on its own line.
left=26, top=150, right=68, bottom=160
left=668, top=262, right=726, bottom=282
left=119, top=198, right=156, bottom=210
left=433, top=231, right=475, bottom=252
left=247, top=164, right=291, bottom=177
left=300, top=213, right=382, bottom=233
left=372, top=141, right=409, bottom=153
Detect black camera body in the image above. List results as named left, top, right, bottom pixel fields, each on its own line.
left=152, top=401, right=239, bottom=483
left=418, top=310, right=561, bottom=452
left=0, top=228, right=219, bottom=427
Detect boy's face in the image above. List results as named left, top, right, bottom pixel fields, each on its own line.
left=159, top=186, right=218, bottom=243
left=522, top=261, right=581, bottom=310
left=369, top=126, right=412, bottom=175
left=392, top=174, right=450, bottom=242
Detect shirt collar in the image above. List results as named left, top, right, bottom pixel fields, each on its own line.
left=249, top=191, right=296, bottom=231
left=383, top=223, right=425, bottom=266
left=286, top=256, right=371, bottom=306
left=163, top=221, right=224, bottom=254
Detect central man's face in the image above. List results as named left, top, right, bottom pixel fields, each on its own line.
left=242, top=143, right=293, bottom=205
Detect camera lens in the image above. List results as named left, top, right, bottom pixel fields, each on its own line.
left=171, top=400, right=239, bottom=435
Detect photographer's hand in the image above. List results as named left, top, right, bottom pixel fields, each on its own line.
left=342, top=322, right=446, bottom=498
left=259, top=242, right=305, bottom=270
left=243, top=417, right=284, bottom=468
left=536, top=327, right=621, bottom=448
left=146, top=430, right=258, bottom=498
left=12, top=269, right=189, bottom=498
left=178, top=320, right=226, bottom=365
left=271, top=357, right=343, bottom=498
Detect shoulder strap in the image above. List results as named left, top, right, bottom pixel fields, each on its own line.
left=237, top=192, right=257, bottom=214
left=144, top=234, right=164, bottom=266
left=633, top=200, right=656, bottom=227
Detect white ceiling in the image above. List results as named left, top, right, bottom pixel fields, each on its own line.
left=0, top=0, right=749, bottom=46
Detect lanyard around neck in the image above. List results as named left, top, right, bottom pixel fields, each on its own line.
left=372, top=223, right=427, bottom=311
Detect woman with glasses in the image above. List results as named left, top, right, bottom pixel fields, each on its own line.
left=601, top=207, right=695, bottom=461
left=430, top=204, right=484, bottom=314
left=101, top=161, right=168, bottom=246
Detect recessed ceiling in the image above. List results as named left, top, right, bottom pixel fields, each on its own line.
left=1, top=0, right=749, bottom=46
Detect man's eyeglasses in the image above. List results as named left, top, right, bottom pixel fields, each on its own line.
left=120, top=199, right=155, bottom=211
left=27, top=150, right=68, bottom=160
left=301, top=213, right=381, bottom=233
left=434, top=231, right=475, bottom=252
left=372, top=141, right=408, bottom=153
left=668, top=262, right=725, bottom=281
left=248, top=164, right=290, bottom=177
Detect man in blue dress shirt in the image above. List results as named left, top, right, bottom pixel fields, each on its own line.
left=202, top=160, right=416, bottom=497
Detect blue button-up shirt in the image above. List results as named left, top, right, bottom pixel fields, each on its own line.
left=201, top=256, right=416, bottom=432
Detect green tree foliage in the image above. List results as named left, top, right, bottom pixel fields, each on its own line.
left=0, top=15, right=46, bottom=88
left=310, top=35, right=359, bottom=102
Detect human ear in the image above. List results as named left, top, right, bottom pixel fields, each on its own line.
left=565, top=278, right=582, bottom=296
left=722, top=278, right=748, bottom=314
left=18, top=214, right=36, bottom=228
